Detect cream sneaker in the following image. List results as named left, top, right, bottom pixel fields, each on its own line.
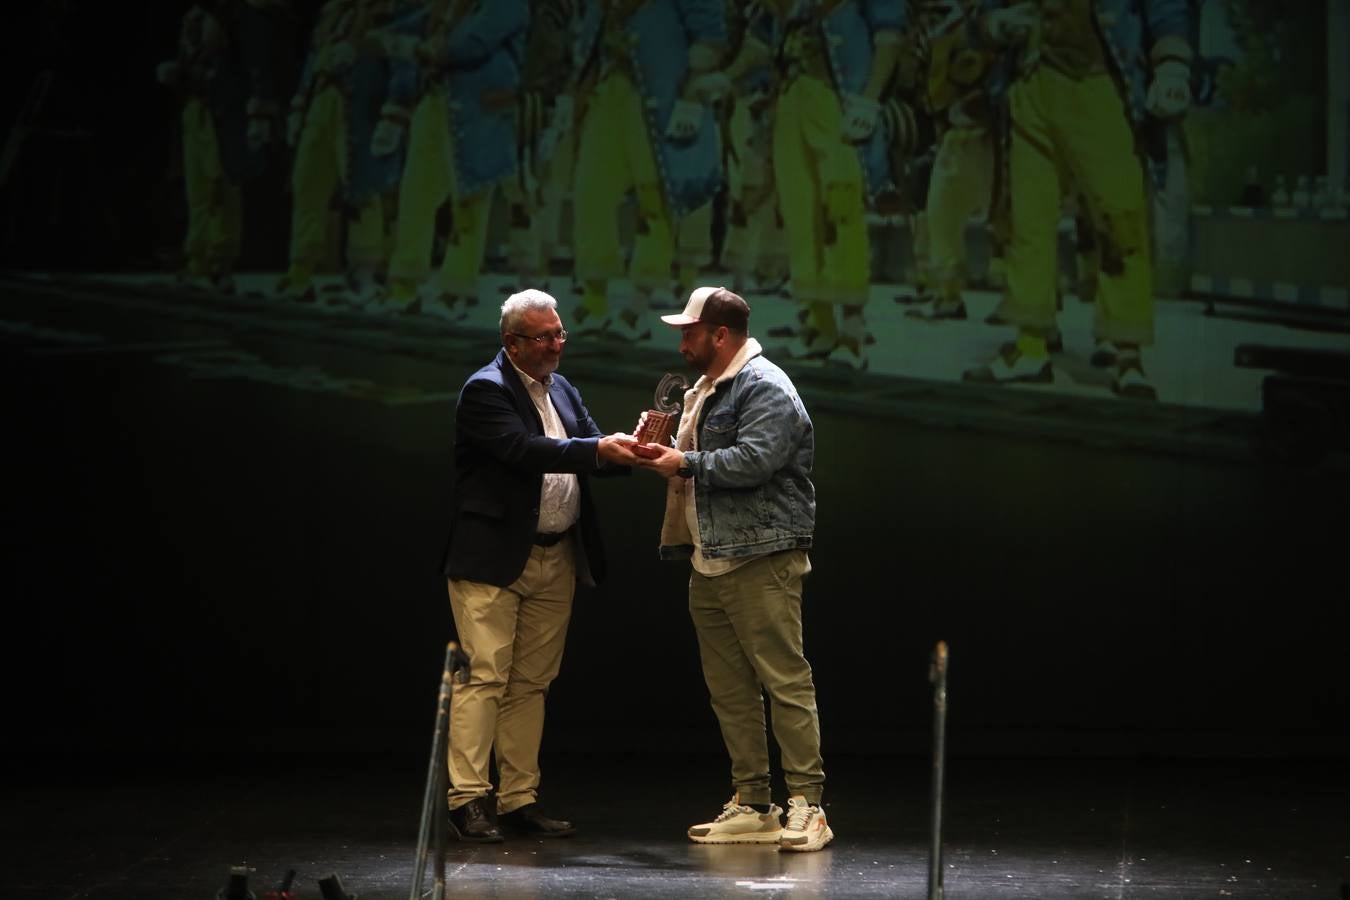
left=778, top=796, right=834, bottom=852
left=687, top=795, right=783, bottom=844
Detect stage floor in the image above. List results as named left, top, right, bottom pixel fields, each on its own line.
left=3, top=753, right=1346, bottom=899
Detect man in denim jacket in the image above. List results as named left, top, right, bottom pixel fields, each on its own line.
left=633, top=286, right=832, bottom=852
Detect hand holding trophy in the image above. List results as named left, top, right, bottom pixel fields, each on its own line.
left=632, top=373, right=688, bottom=459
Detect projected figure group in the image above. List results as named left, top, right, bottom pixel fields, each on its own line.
left=903, top=0, right=999, bottom=323
left=961, top=0, right=1194, bottom=401
left=569, top=0, right=726, bottom=341
left=148, top=0, right=1213, bottom=407
left=279, top=0, right=409, bottom=306
left=502, top=0, right=583, bottom=287
left=724, top=0, right=905, bottom=368
left=376, top=1, right=528, bottom=317
left=716, top=3, right=789, bottom=299
left=156, top=0, right=288, bottom=294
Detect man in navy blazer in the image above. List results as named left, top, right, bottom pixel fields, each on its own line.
left=441, top=288, right=638, bottom=843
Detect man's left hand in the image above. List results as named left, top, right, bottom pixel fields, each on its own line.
left=634, top=443, right=684, bottom=479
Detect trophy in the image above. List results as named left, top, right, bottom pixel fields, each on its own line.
left=633, top=373, right=688, bottom=448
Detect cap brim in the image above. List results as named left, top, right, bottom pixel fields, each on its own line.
left=660, top=313, right=699, bottom=326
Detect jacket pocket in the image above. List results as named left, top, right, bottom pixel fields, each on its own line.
left=702, top=411, right=738, bottom=450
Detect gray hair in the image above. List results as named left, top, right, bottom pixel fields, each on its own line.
left=500, top=288, right=558, bottom=338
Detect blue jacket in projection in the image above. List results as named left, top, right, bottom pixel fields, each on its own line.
left=973, top=0, right=1193, bottom=185
left=573, top=0, right=727, bottom=218
left=385, top=1, right=529, bottom=198
left=751, top=0, right=908, bottom=207
left=293, top=0, right=418, bottom=203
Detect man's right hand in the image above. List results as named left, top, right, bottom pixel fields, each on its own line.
left=598, top=434, right=643, bottom=467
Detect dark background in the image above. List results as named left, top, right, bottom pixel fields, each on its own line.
left=1, top=1, right=1348, bottom=766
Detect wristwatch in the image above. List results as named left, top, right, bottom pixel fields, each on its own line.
left=677, top=453, right=694, bottom=479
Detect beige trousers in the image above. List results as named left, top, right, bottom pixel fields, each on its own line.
left=446, top=537, right=575, bottom=813
left=688, top=549, right=824, bottom=805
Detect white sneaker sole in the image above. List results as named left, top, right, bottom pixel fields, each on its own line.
left=779, top=825, right=834, bottom=852
left=687, top=830, right=783, bottom=845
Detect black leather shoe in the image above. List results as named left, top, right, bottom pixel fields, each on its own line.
left=449, top=797, right=504, bottom=843
left=498, top=803, right=576, bottom=838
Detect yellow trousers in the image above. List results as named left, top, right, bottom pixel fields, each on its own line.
left=722, top=95, right=787, bottom=285
left=389, top=91, right=495, bottom=297
left=924, top=123, right=993, bottom=304
left=772, top=75, right=869, bottom=307
left=573, top=72, right=675, bottom=298
left=1005, top=67, right=1153, bottom=344
left=181, top=99, right=241, bottom=276
left=289, top=85, right=385, bottom=278
left=446, top=538, right=575, bottom=814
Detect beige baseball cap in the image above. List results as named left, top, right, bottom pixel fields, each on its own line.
left=660, top=286, right=751, bottom=331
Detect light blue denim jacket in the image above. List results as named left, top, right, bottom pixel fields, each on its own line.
left=659, top=345, right=815, bottom=561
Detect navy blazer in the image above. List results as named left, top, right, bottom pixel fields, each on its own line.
left=441, top=349, right=626, bottom=587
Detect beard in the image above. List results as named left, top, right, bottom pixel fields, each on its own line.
left=682, top=347, right=713, bottom=373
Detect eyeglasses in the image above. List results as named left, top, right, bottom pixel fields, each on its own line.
left=508, top=329, right=568, bottom=345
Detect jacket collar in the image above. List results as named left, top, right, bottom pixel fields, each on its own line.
left=494, top=348, right=574, bottom=436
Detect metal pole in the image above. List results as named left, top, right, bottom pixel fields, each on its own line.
left=927, top=641, right=949, bottom=900
left=410, top=641, right=466, bottom=900
left=432, top=783, right=447, bottom=900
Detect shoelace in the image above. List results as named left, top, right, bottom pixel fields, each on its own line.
left=714, top=800, right=756, bottom=823
left=785, top=801, right=814, bottom=832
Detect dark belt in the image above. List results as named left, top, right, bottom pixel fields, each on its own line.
left=533, top=531, right=568, bottom=547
